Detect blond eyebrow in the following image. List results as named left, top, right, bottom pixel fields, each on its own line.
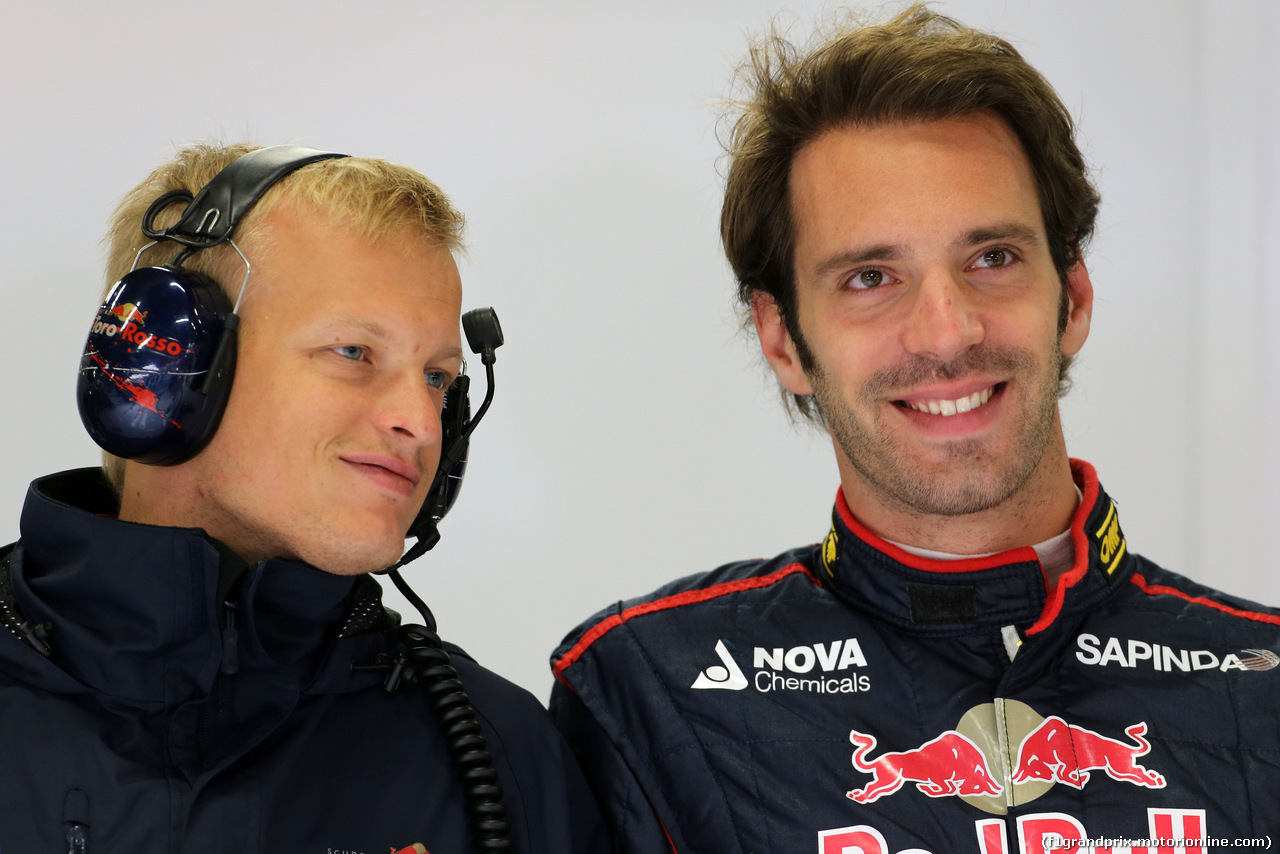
left=319, top=318, right=465, bottom=362
left=319, top=318, right=393, bottom=341
left=435, top=345, right=466, bottom=364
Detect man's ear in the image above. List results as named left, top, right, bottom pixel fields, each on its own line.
left=1061, top=259, right=1093, bottom=358
left=752, top=291, right=814, bottom=396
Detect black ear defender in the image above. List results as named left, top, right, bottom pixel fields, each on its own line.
left=76, top=146, right=348, bottom=465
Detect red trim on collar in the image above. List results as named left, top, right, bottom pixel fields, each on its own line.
left=552, top=563, right=818, bottom=683
left=835, top=459, right=1102, bottom=635
left=835, top=489, right=1039, bottom=574
left=1025, top=458, right=1099, bottom=635
left=1130, top=572, right=1280, bottom=626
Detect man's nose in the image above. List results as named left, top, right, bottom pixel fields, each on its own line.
left=898, top=271, right=984, bottom=362
left=375, top=372, right=442, bottom=446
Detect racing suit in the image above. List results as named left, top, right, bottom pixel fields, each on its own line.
left=0, top=469, right=607, bottom=853
left=551, top=461, right=1280, bottom=853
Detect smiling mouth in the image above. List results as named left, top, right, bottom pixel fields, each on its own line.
left=342, top=455, right=423, bottom=496
left=897, top=383, right=1002, bottom=417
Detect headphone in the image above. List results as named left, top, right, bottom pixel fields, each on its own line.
left=76, top=145, right=503, bottom=543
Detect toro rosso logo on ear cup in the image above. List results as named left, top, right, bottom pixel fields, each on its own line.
left=91, top=305, right=187, bottom=358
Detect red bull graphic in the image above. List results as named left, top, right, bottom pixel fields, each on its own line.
left=106, top=302, right=148, bottom=325
left=84, top=351, right=180, bottom=427
left=822, top=808, right=1214, bottom=854
left=1014, top=809, right=1208, bottom=854
left=846, top=728, right=1003, bottom=804
left=1012, top=718, right=1165, bottom=790
left=843, top=704, right=1167, bottom=814
left=390, top=845, right=428, bottom=854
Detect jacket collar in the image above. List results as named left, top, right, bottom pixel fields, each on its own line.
left=817, top=460, right=1132, bottom=636
left=10, top=468, right=371, bottom=704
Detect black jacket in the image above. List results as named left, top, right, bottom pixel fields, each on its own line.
left=551, top=461, right=1280, bottom=853
left=0, top=468, right=606, bottom=853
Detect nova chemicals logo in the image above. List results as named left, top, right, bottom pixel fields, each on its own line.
left=691, top=637, right=870, bottom=694
left=691, top=640, right=748, bottom=690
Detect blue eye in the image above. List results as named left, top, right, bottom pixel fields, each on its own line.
left=334, top=345, right=365, bottom=361
left=425, top=370, right=448, bottom=389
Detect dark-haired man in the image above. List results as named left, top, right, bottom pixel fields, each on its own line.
left=550, top=6, right=1280, bottom=852
left=0, top=143, right=605, bottom=853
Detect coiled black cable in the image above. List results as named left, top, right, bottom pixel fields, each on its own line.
left=378, top=568, right=511, bottom=852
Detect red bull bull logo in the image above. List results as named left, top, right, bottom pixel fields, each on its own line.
left=106, top=302, right=148, bottom=325
left=844, top=703, right=1166, bottom=815
left=1011, top=717, right=1165, bottom=790
left=847, top=728, right=1003, bottom=803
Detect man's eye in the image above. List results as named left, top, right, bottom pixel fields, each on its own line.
left=334, top=345, right=365, bottom=361
left=847, top=269, right=888, bottom=290
left=973, top=248, right=1016, bottom=269
left=425, top=370, right=449, bottom=390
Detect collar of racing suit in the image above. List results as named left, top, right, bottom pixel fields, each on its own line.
left=816, top=459, right=1131, bottom=638
left=6, top=468, right=391, bottom=705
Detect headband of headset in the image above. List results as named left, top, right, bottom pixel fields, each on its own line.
left=148, top=146, right=348, bottom=251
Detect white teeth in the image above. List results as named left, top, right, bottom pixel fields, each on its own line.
left=906, top=386, right=994, bottom=417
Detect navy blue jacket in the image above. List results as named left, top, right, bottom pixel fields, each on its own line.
left=0, top=469, right=606, bottom=853
left=551, top=462, right=1280, bottom=853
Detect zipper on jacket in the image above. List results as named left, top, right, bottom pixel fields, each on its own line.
left=220, top=598, right=240, bottom=675
left=64, top=788, right=89, bottom=853
left=1000, top=624, right=1022, bottom=662
left=65, top=823, right=87, bottom=854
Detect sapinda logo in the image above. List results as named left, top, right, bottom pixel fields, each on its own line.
left=1076, top=633, right=1280, bottom=673
left=691, top=637, right=870, bottom=694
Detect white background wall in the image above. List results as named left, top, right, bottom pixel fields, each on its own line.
left=1, top=1, right=1276, bottom=698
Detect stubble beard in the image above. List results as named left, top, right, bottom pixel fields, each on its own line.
left=810, top=342, right=1063, bottom=518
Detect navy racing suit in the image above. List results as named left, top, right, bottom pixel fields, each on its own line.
left=551, top=461, right=1280, bottom=853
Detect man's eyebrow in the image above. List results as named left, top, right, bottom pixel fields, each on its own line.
left=958, top=223, right=1043, bottom=248
left=436, top=345, right=465, bottom=363
left=319, top=318, right=393, bottom=340
left=319, top=319, right=465, bottom=361
left=812, top=244, right=905, bottom=279
left=808, top=223, right=1043, bottom=280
